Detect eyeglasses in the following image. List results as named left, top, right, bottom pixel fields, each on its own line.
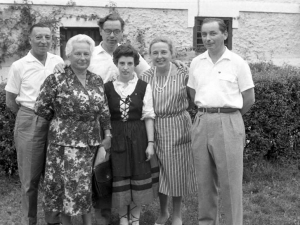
left=103, top=29, right=122, bottom=35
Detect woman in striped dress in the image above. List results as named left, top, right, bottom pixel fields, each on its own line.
left=141, top=38, right=197, bottom=225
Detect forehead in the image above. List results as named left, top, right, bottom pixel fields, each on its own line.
left=72, top=42, right=91, bottom=52
left=201, top=21, right=221, bottom=32
left=103, top=20, right=122, bottom=30
left=151, top=42, right=170, bottom=51
left=118, top=56, right=134, bottom=63
left=31, top=27, right=51, bottom=35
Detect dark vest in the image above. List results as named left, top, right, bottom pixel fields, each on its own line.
left=105, top=79, right=148, bottom=121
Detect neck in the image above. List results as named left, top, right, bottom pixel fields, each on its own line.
left=156, top=63, right=171, bottom=76
left=118, top=74, right=134, bottom=83
left=101, top=42, right=117, bottom=55
left=30, top=50, right=47, bottom=64
left=71, top=66, right=87, bottom=78
left=208, top=46, right=226, bottom=63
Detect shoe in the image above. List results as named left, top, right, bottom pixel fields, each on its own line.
left=154, top=215, right=170, bottom=225
left=130, top=213, right=139, bottom=225
left=119, top=214, right=129, bottom=225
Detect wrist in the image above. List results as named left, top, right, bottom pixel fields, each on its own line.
left=148, top=141, right=154, bottom=145
left=105, top=133, right=113, bottom=139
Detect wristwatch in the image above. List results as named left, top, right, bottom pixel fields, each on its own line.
left=105, top=133, right=113, bottom=138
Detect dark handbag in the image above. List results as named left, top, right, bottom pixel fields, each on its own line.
left=92, top=159, right=113, bottom=199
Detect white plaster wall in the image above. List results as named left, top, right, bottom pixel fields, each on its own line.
left=0, top=4, right=192, bottom=82
left=233, top=11, right=300, bottom=66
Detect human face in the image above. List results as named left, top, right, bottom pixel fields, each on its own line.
left=29, top=27, right=52, bottom=57
left=100, top=20, right=123, bottom=50
left=68, top=42, right=91, bottom=72
left=117, top=56, right=135, bottom=81
left=201, top=21, right=228, bottom=54
left=150, top=42, right=172, bottom=69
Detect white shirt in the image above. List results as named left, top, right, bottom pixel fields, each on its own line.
left=113, top=73, right=155, bottom=120
left=188, top=48, right=254, bottom=109
left=88, top=42, right=150, bottom=83
left=5, top=51, right=64, bottom=110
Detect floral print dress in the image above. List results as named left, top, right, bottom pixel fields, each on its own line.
left=34, top=66, right=111, bottom=216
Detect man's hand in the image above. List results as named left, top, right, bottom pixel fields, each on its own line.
left=173, top=60, right=188, bottom=70
left=6, top=91, right=19, bottom=114
left=53, top=61, right=70, bottom=73
left=145, top=143, right=154, bottom=161
left=241, top=88, right=255, bottom=115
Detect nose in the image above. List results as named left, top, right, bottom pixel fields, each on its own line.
left=206, top=34, right=211, bottom=41
left=124, top=64, right=128, bottom=70
left=158, top=52, right=162, bottom=58
left=109, top=32, right=115, bottom=37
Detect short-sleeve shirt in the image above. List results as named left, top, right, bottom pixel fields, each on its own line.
left=5, top=51, right=64, bottom=110
left=88, top=42, right=150, bottom=83
left=187, top=48, right=254, bottom=109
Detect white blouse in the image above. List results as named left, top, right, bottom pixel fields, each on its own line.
left=113, top=73, right=155, bottom=120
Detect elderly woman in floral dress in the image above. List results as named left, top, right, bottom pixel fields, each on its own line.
left=34, top=34, right=112, bottom=225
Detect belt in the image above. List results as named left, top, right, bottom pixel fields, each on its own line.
left=198, top=108, right=239, bottom=113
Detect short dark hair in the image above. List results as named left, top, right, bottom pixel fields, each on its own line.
left=201, top=18, right=227, bottom=33
left=29, top=23, right=51, bottom=35
left=97, top=13, right=125, bottom=30
left=113, top=44, right=140, bottom=66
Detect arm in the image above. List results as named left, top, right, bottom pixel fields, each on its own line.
left=187, top=87, right=196, bottom=109
left=240, top=87, right=255, bottom=115
left=99, top=84, right=112, bottom=150
left=145, top=118, right=155, bottom=161
left=6, top=91, right=19, bottom=114
left=135, top=54, right=150, bottom=78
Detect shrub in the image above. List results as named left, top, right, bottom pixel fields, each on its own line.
left=1, top=63, right=300, bottom=175
left=0, top=83, right=17, bottom=176
left=243, top=63, right=300, bottom=161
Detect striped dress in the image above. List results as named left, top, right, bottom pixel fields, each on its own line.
left=141, top=65, right=197, bottom=196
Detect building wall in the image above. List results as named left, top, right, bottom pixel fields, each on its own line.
left=0, top=0, right=300, bottom=82
left=233, top=11, right=300, bottom=65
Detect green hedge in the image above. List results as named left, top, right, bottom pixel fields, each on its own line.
left=0, top=83, right=17, bottom=175
left=1, top=62, right=300, bottom=175
left=244, top=63, right=300, bottom=162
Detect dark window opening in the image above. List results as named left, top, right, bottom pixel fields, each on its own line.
left=60, top=27, right=102, bottom=60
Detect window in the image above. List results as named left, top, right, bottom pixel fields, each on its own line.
left=60, top=27, right=102, bottom=60
left=193, top=17, right=232, bottom=53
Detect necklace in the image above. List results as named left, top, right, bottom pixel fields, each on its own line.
left=153, top=63, right=172, bottom=93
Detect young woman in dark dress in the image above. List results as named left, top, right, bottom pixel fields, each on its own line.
left=104, top=44, right=159, bottom=225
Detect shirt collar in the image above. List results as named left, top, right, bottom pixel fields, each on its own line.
left=115, top=72, right=138, bottom=86
left=199, top=47, right=231, bottom=62
left=25, top=51, right=55, bottom=63
left=94, top=41, right=121, bottom=55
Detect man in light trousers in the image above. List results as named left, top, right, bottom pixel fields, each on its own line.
left=5, top=23, right=64, bottom=225
left=187, top=18, right=255, bottom=225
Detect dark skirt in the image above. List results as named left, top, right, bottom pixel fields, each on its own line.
left=110, top=120, right=159, bottom=208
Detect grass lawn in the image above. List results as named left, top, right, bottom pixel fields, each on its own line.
left=0, top=160, right=299, bottom=225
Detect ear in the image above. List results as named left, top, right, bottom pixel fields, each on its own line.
left=223, top=30, right=228, bottom=40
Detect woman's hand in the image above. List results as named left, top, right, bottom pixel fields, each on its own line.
left=94, top=146, right=106, bottom=167
left=101, top=137, right=111, bottom=150
left=145, top=143, right=154, bottom=161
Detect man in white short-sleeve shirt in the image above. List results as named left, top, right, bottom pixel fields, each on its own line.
left=187, top=18, right=255, bottom=225
left=5, top=23, right=63, bottom=225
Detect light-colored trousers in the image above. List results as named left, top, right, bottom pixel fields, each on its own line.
left=191, top=111, right=245, bottom=225
left=14, top=106, right=60, bottom=225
